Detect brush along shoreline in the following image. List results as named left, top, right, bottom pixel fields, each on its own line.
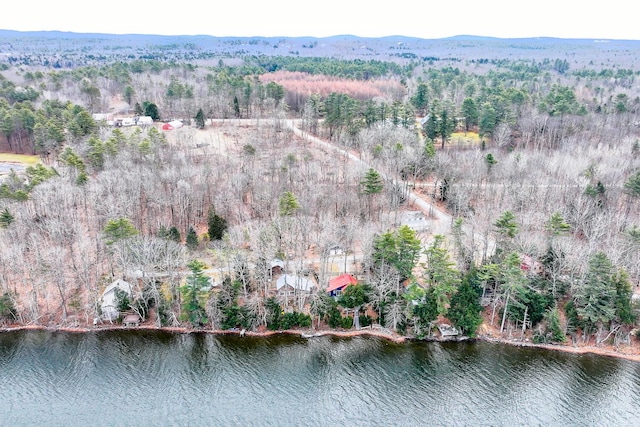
left=2, top=323, right=640, bottom=364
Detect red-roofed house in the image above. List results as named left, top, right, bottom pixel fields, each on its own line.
left=327, top=274, right=358, bottom=297
left=162, top=120, right=183, bottom=130
left=520, top=254, right=544, bottom=276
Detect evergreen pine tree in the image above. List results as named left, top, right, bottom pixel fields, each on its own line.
left=195, top=108, right=206, bottom=129
left=448, top=277, right=483, bottom=337
left=207, top=207, right=227, bottom=240
left=181, top=260, right=209, bottom=326
left=186, top=226, right=198, bottom=251
left=279, top=191, right=300, bottom=216
left=168, top=226, right=181, bottom=243
left=0, top=208, right=14, bottom=228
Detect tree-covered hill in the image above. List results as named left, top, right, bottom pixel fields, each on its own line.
left=1, top=30, right=638, bottom=68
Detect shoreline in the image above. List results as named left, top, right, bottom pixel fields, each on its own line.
left=2, top=323, right=640, bottom=362
left=0, top=323, right=409, bottom=344
left=478, top=335, right=640, bottom=363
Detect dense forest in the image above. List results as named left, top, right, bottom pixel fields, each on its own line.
left=0, top=32, right=639, bottom=348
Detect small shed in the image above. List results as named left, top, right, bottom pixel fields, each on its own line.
left=270, top=259, right=285, bottom=277
left=327, top=273, right=358, bottom=297
left=123, top=313, right=140, bottom=327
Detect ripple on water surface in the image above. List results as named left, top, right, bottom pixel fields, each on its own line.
left=1, top=331, right=640, bottom=426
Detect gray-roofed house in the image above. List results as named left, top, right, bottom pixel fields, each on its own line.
left=276, top=274, right=315, bottom=297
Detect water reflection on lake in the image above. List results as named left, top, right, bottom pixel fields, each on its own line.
left=0, top=330, right=639, bottom=426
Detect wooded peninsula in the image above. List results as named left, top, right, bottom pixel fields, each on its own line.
left=0, top=32, right=639, bottom=358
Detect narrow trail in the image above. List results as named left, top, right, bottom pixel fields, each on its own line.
left=285, top=120, right=498, bottom=259
left=285, top=120, right=453, bottom=236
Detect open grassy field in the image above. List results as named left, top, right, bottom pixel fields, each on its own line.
left=0, top=153, right=40, bottom=164
left=448, top=131, right=484, bottom=147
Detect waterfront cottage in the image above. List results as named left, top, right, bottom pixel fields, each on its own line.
left=276, top=274, right=314, bottom=296
left=326, top=273, right=358, bottom=297
left=100, top=279, right=132, bottom=322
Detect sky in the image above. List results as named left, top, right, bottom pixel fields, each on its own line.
left=1, top=0, right=638, bottom=40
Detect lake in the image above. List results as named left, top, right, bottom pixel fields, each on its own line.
left=1, top=330, right=639, bottom=426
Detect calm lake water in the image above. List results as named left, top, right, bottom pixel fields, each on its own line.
left=1, top=330, right=639, bottom=426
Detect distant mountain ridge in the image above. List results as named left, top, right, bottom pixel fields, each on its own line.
left=1, top=29, right=638, bottom=68
left=0, top=29, right=634, bottom=41
left=3, top=29, right=429, bottom=39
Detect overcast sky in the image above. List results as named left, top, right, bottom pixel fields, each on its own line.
left=1, top=0, right=638, bottom=40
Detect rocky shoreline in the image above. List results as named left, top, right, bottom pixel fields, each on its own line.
left=2, top=322, right=640, bottom=363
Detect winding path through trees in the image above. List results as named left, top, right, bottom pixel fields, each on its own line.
left=285, top=119, right=453, bottom=235
left=285, top=119, right=499, bottom=263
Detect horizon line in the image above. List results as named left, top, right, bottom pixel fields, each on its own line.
left=0, top=28, right=635, bottom=42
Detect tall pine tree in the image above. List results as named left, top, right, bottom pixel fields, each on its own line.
left=207, top=207, right=227, bottom=240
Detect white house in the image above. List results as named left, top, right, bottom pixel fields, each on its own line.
left=100, top=279, right=132, bottom=321
left=135, top=116, right=153, bottom=126
left=276, top=274, right=314, bottom=296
